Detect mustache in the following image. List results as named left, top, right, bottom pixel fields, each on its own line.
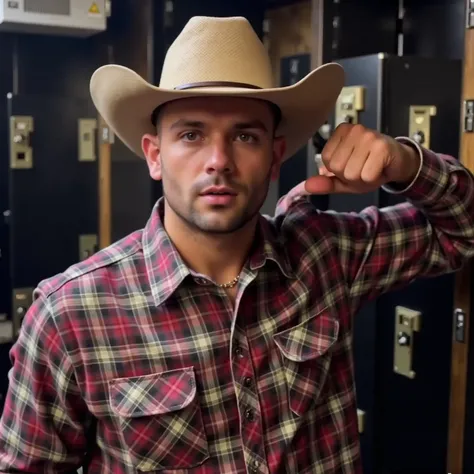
left=192, top=177, right=244, bottom=194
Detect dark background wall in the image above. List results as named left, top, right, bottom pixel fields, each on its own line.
left=0, top=0, right=471, bottom=470
left=0, top=0, right=464, bottom=243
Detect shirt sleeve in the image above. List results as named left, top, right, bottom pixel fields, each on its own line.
left=274, top=138, right=474, bottom=313
left=0, top=291, right=90, bottom=473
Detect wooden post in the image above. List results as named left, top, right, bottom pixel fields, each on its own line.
left=264, top=1, right=312, bottom=87
left=310, top=0, right=324, bottom=68
left=447, top=5, right=474, bottom=473
left=98, top=115, right=112, bottom=250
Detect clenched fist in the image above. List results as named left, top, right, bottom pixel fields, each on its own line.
left=305, top=123, right=421, bottom=195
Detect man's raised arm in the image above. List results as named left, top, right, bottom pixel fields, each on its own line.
left=274, top=123, right=474, bottom=312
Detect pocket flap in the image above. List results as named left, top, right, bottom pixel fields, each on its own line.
left=109, top=367, right=196, bottom=418
left=273, top=309, right=339, bottom=362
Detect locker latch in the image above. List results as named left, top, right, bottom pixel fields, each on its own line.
left=357, top=409, right=366, bottom=434
left=79, top=234, right=98, bottom=260
left=10, top=116, right=34, bottom=169
left=394, top=306, right=422, bottom=379
left=467, top=0, right=474, bottom=28
left=334, top=86, right=365, bottom=127
left=408, top=105, right=436, bottom=149
left=0, top=313, right=13, bottom=344
left=78, top=118, right=98, bottom=162
left=454, top=308, right=466, bottom=342
left=12, top=287, right=34, bottom=338
left=464, top=100, right=474, bottom=133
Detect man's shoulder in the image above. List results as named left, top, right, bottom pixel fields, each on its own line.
left=36, top=229, right=144, bottom=301
left=263, top=196, right=335, bottom=235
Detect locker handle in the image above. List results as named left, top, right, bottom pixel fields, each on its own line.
left=393, top=306, right=422, bottom=379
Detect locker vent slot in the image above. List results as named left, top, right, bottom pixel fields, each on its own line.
left=24, top=0, right=70, bottom=15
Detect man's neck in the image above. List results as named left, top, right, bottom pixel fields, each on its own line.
left=163, top=207, right=258, bottom=285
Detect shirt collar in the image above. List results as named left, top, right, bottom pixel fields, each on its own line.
left=142, top=198, right=294, bottom=306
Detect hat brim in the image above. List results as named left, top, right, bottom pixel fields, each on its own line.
left=89, top=62, right=345, bottom=162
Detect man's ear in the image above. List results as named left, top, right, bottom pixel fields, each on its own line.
left=142, top=134, right=162, bottom=181
left=271, top=136, right=286, bottom=180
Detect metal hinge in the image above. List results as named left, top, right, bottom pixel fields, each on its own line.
left=467, top=0, right=474, bottom=28
left=10, top=116, right=34, bottom=169
left=464, top=100, right=474, bottom=133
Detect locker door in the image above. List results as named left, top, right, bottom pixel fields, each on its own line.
left=329, top=54, right=462, bottom=474
left=375, top=55, right=461, bottom=474
left=7, top=93, right=99, bottom=337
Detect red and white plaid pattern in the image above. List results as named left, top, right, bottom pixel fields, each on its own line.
left=0, top=140, right=473, bottom=473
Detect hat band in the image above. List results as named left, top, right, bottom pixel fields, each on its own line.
left=174, top=81, right=262, bottom=91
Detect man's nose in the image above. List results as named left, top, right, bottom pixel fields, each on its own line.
left=205, top=138, right=235, bottom=174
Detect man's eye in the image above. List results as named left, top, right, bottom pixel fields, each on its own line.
left=237, top=133, right=256, bottom=143
left=182, top=132, right=200, bottom=141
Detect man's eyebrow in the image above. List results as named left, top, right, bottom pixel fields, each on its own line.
left=169, top=119, right=206, bottom=130
left=234, top=120, right=269, bottom=132
left=168, top=118, right=269, bottom=132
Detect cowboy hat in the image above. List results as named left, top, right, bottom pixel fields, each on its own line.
left=89, top=15, right=345, bottom=162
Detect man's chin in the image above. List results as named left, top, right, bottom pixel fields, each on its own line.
left=192, top=212, right=253, bottom=234
left=196, top=220, right=247, bottom=234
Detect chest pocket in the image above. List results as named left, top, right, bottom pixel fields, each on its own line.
left=273, top=309, right=339, bottom=417
left=109, top=367, right=209, bottom=472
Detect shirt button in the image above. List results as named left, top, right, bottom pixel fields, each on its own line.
left=195, top=277, right=209, bottom=285
left=234, top=346, right=244, bottom=358
left=245, top=408, right=255, bottom=422
left=250, top=460, right=260, bottom=472
left=243, top=377, right=252, bottom=388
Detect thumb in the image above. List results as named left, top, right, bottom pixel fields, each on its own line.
left=304, top=175, right=356, bottom=194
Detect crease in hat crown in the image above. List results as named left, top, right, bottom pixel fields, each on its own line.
left=159, top=16, right=274, bottom=90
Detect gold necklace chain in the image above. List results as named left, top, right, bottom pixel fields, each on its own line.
left=216, top=274, right=240, bottom=289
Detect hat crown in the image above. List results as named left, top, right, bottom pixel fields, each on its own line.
left=159, top=16, right=274, bottom=90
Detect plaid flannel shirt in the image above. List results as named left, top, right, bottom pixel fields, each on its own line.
left=0, top=138, right=473, bottom=474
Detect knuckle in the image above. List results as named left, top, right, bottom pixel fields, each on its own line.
left=329, top=159, right=344, bottom=174
left=363, top=130, right=377, bottom=143
left=321, top=148, right=331, bottom=162
left=336, top=122, right=352, bottom=133
left=372, top=137, right=389, bottom=154
left=343, top=168, right=359, bottom=181
left=346, top=123, right=365, bottom=138
left=360, top=167, right=376, bottom=183
left=351, top=123, right=365, bottom=134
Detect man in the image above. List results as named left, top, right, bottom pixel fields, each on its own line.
left=0, top=15, right=473, bottom=474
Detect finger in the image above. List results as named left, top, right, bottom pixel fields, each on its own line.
left=323, top=123, right=371, bottom=176
left=320, top=134, right=343, bottom=167
left=329, top=125, right=373, bottom=180
left=360, top=149, right=386, bottom=183
left=341, top=147, right=370, bottom=181
left=324, top=135, right=355, bottom=176
left=287, top=181, right=309, bottom=199
left=304, top=175, right=360, bottom=194
left=319, top=122, right=352, bottom=163
left=317, top=164, right=335, bottom=177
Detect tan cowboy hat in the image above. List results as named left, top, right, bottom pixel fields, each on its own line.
left=89, top=15, right=345, bottom=162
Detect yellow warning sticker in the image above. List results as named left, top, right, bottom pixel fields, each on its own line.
left=88, top=2, right=100, bottom=15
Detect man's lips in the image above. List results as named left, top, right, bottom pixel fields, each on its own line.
left=199, top=186, right=238, bottom=196
left=199, top=186, right=238, bottom=206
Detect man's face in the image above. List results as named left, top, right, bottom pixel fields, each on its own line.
left=142, top=96, right=286, bottom=234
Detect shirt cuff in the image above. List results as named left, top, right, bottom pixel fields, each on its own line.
left=382, top=137, right=424, bottom=195
left=382, top=136, right=458, bottom=205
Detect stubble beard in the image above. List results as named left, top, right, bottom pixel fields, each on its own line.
left=162, top=167, right=272, bottom=236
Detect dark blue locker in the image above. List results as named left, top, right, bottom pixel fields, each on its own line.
left=328, top=53, right=462, bottom=474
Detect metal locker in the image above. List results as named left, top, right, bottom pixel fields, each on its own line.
left=327, top=54, right=462, bottom=474
left=0, top=93, right=100, bottom=396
